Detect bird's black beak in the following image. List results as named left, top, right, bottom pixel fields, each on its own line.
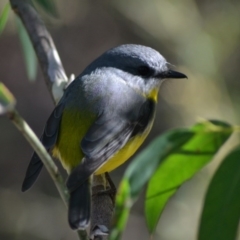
left=158, top=69, right=187, bottom=79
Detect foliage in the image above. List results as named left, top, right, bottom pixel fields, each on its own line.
left=0, top=0, right=58, bottom=82
left=0, top=82, right=16, bottom=114
left=33, top=0, right=58, bottom=17
left=0, top=3, right=10, bottom=35
left=110, top=120, right=236, bottom=239
left=16, top=17, right=38, bottom=81
left=199, top=146, right=240, bottom=240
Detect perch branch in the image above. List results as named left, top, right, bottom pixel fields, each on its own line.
left=10, top=0, right=67, bottom=104
left=8, top=109, right=69, bottom=205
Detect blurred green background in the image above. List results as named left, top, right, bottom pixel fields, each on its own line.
left=0, top=0, right=240, bottom=239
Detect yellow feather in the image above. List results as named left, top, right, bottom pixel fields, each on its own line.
left=52, top=93, right=158, bottom=174
left=52, top=108, right=96, bottom=173
left=147, top=88, right=159, bottom=102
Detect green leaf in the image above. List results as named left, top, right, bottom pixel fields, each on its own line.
left=125, top=130, right=194, bottom=198
left=16, top=17, right=37, bottom=81
left=198, top=146, right=240, bottom=240
left=111, top=179, right=131, bottom=239
left=0, top=3, right=10, bottom=35
left=145, top=120, right=232, bottom=233
left=110, top=129, right=195, bottom=240
left=0, top=82, right=16, bottom=114
left=33, top=0, right=58, bottom=17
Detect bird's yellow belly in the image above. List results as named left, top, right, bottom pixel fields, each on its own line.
left=95, top=125, right=152, bottom=174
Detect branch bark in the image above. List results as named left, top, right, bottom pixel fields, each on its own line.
left=9, top=0, right=115, bottom=239
left=10, top=0, right=67, bottom=103
left=91, top=174, right=115, bottom=240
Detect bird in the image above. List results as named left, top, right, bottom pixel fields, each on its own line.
left=21, top=44, right=187, bottom=230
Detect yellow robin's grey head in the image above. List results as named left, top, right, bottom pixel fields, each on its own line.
left=81, top=44, right=187, bottom=95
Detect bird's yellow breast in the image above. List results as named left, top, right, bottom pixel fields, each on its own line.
left=52, top=109, right=96, bottom=173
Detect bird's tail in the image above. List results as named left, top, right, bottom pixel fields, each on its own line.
left=68, top=179, right=91, bottom=230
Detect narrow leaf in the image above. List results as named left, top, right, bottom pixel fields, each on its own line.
left=198, top=146, right=240, bottom=240
left=0, top=3, right=10, bottom=35
left=0, top=82, right=16, bottom=114
left=125, top=130, right=194, bottom=198
left=110, top=130, right=195, bottom=240
left=145, top=120, right=232, bottom=233
left=16, top=17, right=37, bottom=81
left=33, top=0, right=58, bottom=17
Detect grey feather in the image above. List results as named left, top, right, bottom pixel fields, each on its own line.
left=21, top=102, right=65, bottom=192
left=68, top=179, right=91, bottom=230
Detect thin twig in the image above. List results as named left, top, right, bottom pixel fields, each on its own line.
left=8, top=109, right=69, bottom=206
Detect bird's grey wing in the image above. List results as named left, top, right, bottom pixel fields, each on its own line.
left=66, top=99, right=155, bottom=192
left=22, top=102, right=65, bottom=192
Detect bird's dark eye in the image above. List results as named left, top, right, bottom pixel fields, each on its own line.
left=138, top=66, right=153, bottom=77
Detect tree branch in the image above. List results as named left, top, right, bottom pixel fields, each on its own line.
left=8, top=109, right=69, bottom=206
left=9, top=0, right=115, bottom=239
left=91, top=174, right=115, bottom=240
left=10, top=0, right=67, bottom=103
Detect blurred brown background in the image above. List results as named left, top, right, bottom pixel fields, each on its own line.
left=0, top=0, right=240, bottom=239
